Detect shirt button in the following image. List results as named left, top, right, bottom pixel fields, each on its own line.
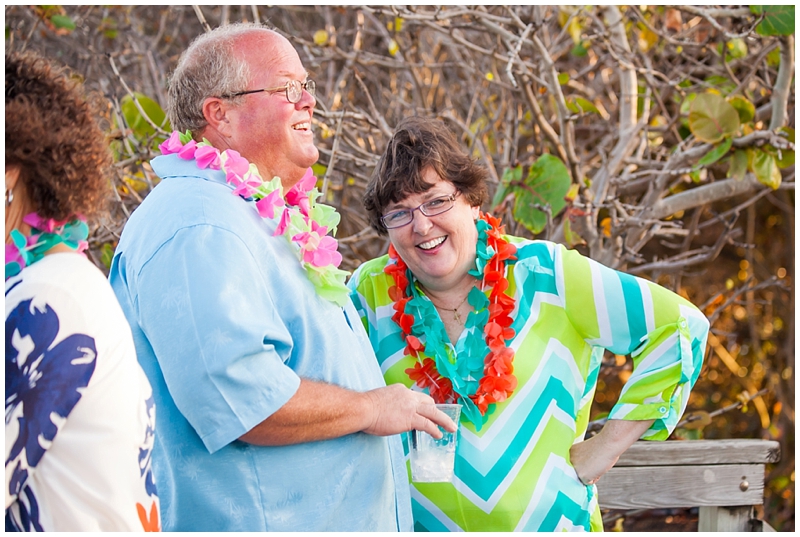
left=659, top=406, right=667, bottom=414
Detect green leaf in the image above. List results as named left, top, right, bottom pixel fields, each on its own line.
left=751, top=5, right=795, bottom=36
left=120, top=92, right=169, bottom=140
left=563, top=216, right=585, bottom=247
left=697, top=137, right=733, bottom=167
left=728, top=149, right=748, bottom=181
left=751, top=150, right=782, bottom=189
left=724, top=38, right=748, bottom=60
left=567, top=97, right=599, bottom=115
left=571, top=40, right=589, bottom=57
left=511, top=155, right=571, bottom=235
left=703, top=74, right=736, bottom=95
left=311, top=163, right=327, bottom=178
left=49, top=14, right=75, bottom=31
left=491, top=164, right=522, bottom=210
left=762, top=128, right=795, bottom=169
left=688, top=93, right=740, bottom=143
left=727, top=95, right=755, bottom=124
left=766, top=47, right=782, bottom=67
left=557, top=72, right=570, bottom=85
left=100, top=242, right=115, bottom=270
left=679, top=92, right=697, bottom=117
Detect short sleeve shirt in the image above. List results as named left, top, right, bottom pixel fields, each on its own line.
left=109, top=154, right=411, bottom=532
left=6, top=254, right=159, bottom=531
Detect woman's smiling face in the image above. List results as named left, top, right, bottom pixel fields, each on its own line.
left=386, top=167, right=480, bottom=293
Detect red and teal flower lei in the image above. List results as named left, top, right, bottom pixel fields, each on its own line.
left=384, top=212, right=519, bottom=429
left=159, top=131, right=350, bottom=306
left=5, top=214, right=89, bottom=280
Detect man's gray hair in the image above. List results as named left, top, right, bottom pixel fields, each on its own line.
left=167, top=22, right=276, bottom=136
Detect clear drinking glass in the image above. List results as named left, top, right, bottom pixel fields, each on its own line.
left=409, top=403, right=462, bottom=483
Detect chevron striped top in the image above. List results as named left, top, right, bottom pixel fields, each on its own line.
left=348, top=237, right=709, bottom=531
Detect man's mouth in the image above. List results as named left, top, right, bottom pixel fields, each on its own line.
left=417, top=236, right=446, bottom=250
left=292, top=122, right=311, bottom=131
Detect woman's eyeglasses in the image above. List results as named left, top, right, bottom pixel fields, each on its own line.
left=381, top=191, right=461, bottom=229
left=221, top=79, right=316, bottom=103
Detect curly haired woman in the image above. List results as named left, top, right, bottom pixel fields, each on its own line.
left=5, top=50, right=160, bottom=531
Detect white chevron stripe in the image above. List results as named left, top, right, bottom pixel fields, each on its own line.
left=638, top=279, right=656, bottom=333
left=451, top=400, right=575, bottom=513
left=380, top=346, right=409, bottom=375
left=515, top=453, right=584, bottom=530
left=410, top=487, right=464, bottom=532
left=589, top=260, right=612, bottom=345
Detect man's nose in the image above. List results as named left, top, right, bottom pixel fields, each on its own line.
left=296, top=85, right=316, bottom=109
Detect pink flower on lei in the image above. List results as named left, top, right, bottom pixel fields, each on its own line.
left=177, top=140, right=198, bottom=160
left=223, top=150, right=250, bottom=179
left=158, top=131, right=184, bottom=155
left=274, top=207, right=293, bottom=237
left=292, top=222, right=342, bottom=268
left=284, top=168, right=317, bottom=217
left=23, top=213, right=69, bottom=233
left=256, top=190, right=286, bottom=219
left=195, top=145, right=221, bottom=170
left=6, top=242, right=27, bottom=269
left=231, top=176, right=262, bottom=199
left=223, top=150, right=260, bottom=197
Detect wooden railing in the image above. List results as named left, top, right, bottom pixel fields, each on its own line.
left=597, top=439, right=781, bottom=531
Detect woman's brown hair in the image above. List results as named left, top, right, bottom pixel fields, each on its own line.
left=6, top=50, right=112, bottom=221
left=364, top=116, right=489, bottom=235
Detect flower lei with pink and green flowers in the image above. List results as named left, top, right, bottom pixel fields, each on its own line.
left=159, top=130, right=350, bottom=306
left=5, top=214, right=89, bottom=280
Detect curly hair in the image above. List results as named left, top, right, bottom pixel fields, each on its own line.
left=364, top=116, right=489, bottom=235
left=5, top=50, right=112, bottom=221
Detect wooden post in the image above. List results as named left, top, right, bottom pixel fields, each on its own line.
left=698, top=506, right=754, bottom=531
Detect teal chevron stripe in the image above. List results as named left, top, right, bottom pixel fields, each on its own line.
left=596, top=262, right=633, bottom=352
left=457, top=348, right=581, bottom=473
left=411, top=497, right=459, bottom=532
left=619, top=271, right=648, bottom=350
left=454, top=377, right=575, bottom=501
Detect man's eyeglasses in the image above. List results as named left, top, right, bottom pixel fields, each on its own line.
left=221, top=79, right=316, bottom=104
left=381, top=191, right=461, bottom=229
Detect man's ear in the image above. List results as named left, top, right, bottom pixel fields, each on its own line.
left=202, top=97, right=232, bottom=138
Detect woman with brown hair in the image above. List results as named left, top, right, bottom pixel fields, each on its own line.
left=5, top=50, right=160, bottom=531
left=348, top=116, right=709, bottom=531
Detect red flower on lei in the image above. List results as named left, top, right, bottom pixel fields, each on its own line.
left=386, top=212, right=518, bottom=417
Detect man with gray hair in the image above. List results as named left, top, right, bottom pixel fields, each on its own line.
left=109, top=23, right=454, bottom=531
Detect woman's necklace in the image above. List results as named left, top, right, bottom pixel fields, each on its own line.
left=430, top=291, right=470, bottom=323
left=158, top=131, right=351, bottom=306
left=384, top=212, right=519, bottom=429
left=5, top=214, right=89, bottom=280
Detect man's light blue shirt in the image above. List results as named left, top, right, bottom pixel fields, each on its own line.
left=109, top=154, right=412, bottom=531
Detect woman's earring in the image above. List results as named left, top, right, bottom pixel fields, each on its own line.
left=5, top=188, right=13, bottom=206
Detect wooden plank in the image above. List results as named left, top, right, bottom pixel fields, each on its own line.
left=698, top=506, right=753, bottom=531
left=614, top=439, right=780, bottom=467
left=597, top=463, right=765, bottom=509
